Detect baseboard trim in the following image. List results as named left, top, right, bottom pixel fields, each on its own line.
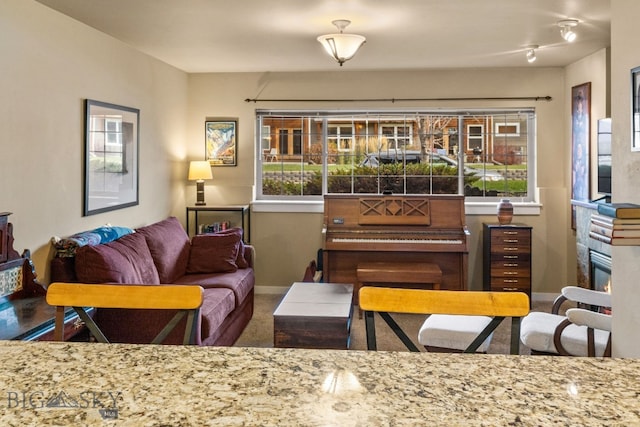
left=256, top=286, right=558, bottom=302
left=532, top=292, right=557, bottom=302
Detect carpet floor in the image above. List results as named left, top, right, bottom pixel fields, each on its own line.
left=235, top=292, right=553, bottom=355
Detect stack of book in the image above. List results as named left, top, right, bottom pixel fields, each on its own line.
left=198, top=221, right=231, bottom=234
left=590, top=203, right=640, bottom=245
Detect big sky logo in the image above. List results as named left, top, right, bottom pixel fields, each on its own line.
left=5, top=390, right=122, bottom=420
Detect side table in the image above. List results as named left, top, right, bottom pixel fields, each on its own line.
left=186, top=205, right=250, bottom=242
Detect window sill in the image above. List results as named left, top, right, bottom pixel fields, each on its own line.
left=252, top=199, right=541, bottom=216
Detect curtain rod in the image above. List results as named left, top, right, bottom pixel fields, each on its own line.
left=244, top=96, right=552, bottom=103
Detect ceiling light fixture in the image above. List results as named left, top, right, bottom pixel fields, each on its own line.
left=317, top=20, right=366, bottom=66
left=526, top=45, right=538, bottom=63
left=558, top=19, right=579, bottom=42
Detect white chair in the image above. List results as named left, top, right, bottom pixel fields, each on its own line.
left=418, top=314, right=494, bottom=353
left=263, top=148, right=277, bottom=162
left=520, top=286, right=612, bottom=357
left=360, top=287, right=529, bottom=354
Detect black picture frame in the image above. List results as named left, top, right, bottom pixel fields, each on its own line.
left=84, top=99, right=139, bottom=216
left=632, top=66, right=640, bottom=151
left=205, top=118, right=237, bottom=166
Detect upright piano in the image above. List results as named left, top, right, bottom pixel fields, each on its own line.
left=322, top=195, right=470, bottom=291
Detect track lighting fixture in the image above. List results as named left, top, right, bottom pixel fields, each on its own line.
left=558, top=19, right=579, bottom=42
left=526, top=45, right=538, bottom=63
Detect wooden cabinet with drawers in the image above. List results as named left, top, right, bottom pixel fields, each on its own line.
left=482, top=223, right=532, bottom=299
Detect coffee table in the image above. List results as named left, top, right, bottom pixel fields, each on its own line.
left=273, top=282, right=353, bottom=349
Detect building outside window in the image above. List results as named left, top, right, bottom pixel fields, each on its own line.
left=256, top=109, right=535, bottom=203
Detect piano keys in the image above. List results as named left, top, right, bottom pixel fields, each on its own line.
left=322, top=195, right=469, bottom=291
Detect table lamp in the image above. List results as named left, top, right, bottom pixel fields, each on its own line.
left=188, top=161, right=213, bottom=206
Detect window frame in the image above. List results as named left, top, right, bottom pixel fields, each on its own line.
left=255, top=109, right=537, bottom=206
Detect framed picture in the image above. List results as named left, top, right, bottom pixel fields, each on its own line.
left=632, top=66, right=640, bottom=151
left=571, top=82, right=591, bottom=229
left=205, top=118, right=237, bottom=166
left=84, top=99, right=139, bottom=216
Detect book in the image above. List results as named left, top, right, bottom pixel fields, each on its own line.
left=589, top=230, right=640, bottom=245
left=596, top=203, right=640, bottom=219
left=591, top=213, right=640, bottom=225
left=590, top=222, right=640, bottom=238
left=590, top=218, right=640, bottom=230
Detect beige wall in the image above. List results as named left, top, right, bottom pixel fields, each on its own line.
left=610, top=0, right=640, bottom=357
left=1, top=1, right=189, bottom=280
left=188, top=69, right=576, bottom=293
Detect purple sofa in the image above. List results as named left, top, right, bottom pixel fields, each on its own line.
left=49, top=217, right=254, bottom=346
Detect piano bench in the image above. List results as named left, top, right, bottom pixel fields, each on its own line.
left=356, top=262, right=442, bottom=317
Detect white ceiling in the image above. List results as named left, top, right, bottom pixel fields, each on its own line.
left=35, top=0, right=611, bottom=73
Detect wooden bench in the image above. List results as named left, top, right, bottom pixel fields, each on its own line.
left=356, top=262, right=442, bottom=316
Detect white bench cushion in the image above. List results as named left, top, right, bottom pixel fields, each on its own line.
left=418, top=314, right=494, bottom=352
left=520, top=311, right=610, bottom=357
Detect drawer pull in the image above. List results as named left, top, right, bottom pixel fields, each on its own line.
left=503, top=263, right=518, bottom=267
left=503, top=279, right=519, bottom=283
left=503, top=231, right=518, bottom=235
left=503, top=247, right=519, bottom=251
left=504, top=271, right=519, bottom=275
left=503, top=239, right=519, bottom=243
left=503, top=255, right=518, bottom=259
left=503, top=287, right=519, bottom=291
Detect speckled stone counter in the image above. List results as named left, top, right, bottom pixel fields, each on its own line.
left=1, top=341, right=639, bottom=426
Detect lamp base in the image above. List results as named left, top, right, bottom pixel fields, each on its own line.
left=195, top=180, right=206, bottom=206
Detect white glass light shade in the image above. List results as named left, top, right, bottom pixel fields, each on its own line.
left=317, top=33, right=366, bottom=66
left=188, top=161, right=212, bottom=181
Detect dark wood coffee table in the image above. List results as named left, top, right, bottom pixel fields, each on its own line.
left=273, top=282, right=353, bottom=349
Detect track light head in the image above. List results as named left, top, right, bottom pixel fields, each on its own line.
left=558, top=19, right=579, bottom=42
left=525, top=45, right=538, bottom=63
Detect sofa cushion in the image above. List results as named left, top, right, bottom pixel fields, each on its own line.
left=199, top=288, right=236, bottom=341
left=175, top=268, right=254, bottom=306
left=212, top=228, right=249, bottom=268
left=187, top=233, right=241, bottom=274
left=75, top=232, right=160, bottom=284
left=136, top=217, right=190, bottom=283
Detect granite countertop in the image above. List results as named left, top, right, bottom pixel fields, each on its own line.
left=0, top=341, right=639, bottom=426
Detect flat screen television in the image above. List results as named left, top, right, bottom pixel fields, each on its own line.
left=597, top=118, right=612, bottom=199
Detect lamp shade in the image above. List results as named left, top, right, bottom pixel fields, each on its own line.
left=317, top=20, right=366, bottom=66
left=317, top=33, right=366, bottom=64
left=188, top=161, right=212, bottom=181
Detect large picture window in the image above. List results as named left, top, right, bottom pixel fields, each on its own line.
left=256, top=109, right=535, bottom=202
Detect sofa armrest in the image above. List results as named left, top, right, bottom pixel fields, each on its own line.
left=243, top=245, right=255, bottom=268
